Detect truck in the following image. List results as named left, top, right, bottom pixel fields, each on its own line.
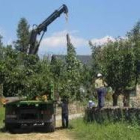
left=2, top=4, right=68, bottom=133
left=4, top=99, right=56, bottom=133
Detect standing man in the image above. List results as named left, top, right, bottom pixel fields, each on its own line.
left=95, top=73, right=107, bottom=108
left=61, top=97, right=69, bottom=128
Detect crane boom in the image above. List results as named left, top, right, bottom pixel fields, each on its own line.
left=28, top=4, right=68, bottom=55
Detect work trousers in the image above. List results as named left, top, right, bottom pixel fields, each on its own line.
left=62, top=113, right=69, bottom=128
left=97, top=87, right=106, bottom=108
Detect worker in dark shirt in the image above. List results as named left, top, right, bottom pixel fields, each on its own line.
left=61, top=98, right=69, bottom=128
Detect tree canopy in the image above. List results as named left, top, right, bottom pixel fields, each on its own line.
left=0, top=17, right=140, bottom=104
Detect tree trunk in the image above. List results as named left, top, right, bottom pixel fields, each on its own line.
left=123, top=92, right=130, bottom=107
left=112, top=92, right=118, bottom=106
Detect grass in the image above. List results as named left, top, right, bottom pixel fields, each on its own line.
left=0, top=106, right=5, bottom=135
left=0, top=106, right=5, bottom=133
left=0, top=106, right=5, bottom=129
left=0, top=105, right=140, bottom=140
left=69, top=118, right=140, bottom=140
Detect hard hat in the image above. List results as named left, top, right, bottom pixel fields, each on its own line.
left=97, top=73, right=102, bottom=77
left=89, top=100, right=92, bottom=103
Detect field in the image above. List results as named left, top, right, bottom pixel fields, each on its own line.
left=69, top=118, right=140, bottom=140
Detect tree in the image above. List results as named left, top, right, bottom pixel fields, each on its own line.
left=89, top=40, right=102, bottom=77
left=0, top=34, right=3, bottom=47
left=60, top=34, right=83, bottom=100
left=0, top=35, right=5, bottom=85
left=14, top=18, right=30, bottom=53
left=50, top=55, right=62, bottom=79
left=90, top=37, right=136, bottom=106
left=127, top=21, right=140, bottom=84
left=102, top=40, right=135, bottom=106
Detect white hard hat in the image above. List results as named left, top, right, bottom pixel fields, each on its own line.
left=89, top=100, right=92, bottom=103
left=97, top=73, right=102, bottom=77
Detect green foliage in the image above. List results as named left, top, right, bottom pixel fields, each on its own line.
left=89, top=21, right=140, bottom=106
left=101, top=39, right=135, bottom=92
left=91, top=22, right=140, bottom=95
left=14, top=17, right=30, bottom=53
left=0, top=20, right=92, bottom=101
left=1, top=17, right=140, bottom=103
left=0, top=39, right=86, bottom=100
left=0, top=45, right=52, bottom=98
left=50, top=55, right=62, bottom=79
left=0, top=35, right=3, bottom=47
left=127, top=21, right=140, bottom=84
left=59, top=34, right=84, bottom=100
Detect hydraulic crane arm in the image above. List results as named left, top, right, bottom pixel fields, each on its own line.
left=28, top=4, right=68, bottom=55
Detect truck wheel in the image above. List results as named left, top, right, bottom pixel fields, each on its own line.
left=45, top=121, right=55, bottom=132
left=45, top=115, right=55, bottom=132
left=5, top=123, right=20, bottom=133
left=49, top=121, right=55, bottom=132
left=5, top=123, right=11, bottom=131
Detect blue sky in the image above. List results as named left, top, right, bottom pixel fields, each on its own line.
left=0, top=0, right=140, bottom=55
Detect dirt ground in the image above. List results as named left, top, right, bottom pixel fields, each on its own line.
left=0, top=129, right=72, bottom=140
left=0, top=132, right=72, bottom=140
left=0, top=114, right=83, bottom=140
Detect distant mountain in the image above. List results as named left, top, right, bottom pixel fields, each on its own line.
left=54, top=55, right=92, bottom=66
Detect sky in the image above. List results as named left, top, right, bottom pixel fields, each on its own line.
left=0, top=0, right=140, bottom=56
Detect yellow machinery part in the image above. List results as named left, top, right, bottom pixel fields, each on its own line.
left=0, top=97, right=8, bottom=105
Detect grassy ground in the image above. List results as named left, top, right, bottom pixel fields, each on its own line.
left=0, top=106, right=5, bottom=129
left=1, top=106, right=140, bottom=140
left=69, top=118, right=140, bottom=140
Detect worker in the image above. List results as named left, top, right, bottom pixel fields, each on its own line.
left=88, top=100, right=95, bottom=109
left=95, top=73, right=107, bottom=108
left=61, top=97, right=69, bottom=128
